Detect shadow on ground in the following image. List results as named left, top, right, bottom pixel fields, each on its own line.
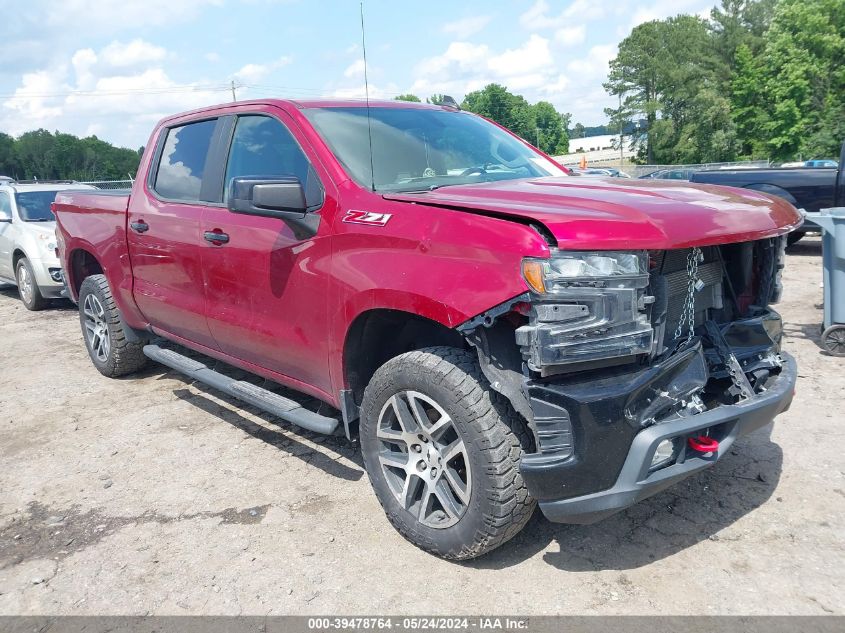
left=0, top=284, right=74, bottom=310
left=469, top=423, right=782, bottom=571
left=786, top=237, right=822, bottom=258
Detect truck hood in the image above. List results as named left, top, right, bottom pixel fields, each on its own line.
left=384, top=177, right=802, bottom=249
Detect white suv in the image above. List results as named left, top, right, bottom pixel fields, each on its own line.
left=0, top=181, right=95, bottom=310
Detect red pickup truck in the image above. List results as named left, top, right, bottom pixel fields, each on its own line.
left=54, top=99, right=801, bottom=560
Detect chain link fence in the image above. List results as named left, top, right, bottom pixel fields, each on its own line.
left=557, top=159, right=771, bottom=178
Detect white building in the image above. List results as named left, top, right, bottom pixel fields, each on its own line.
left=555, top=134, right=636, bottom=165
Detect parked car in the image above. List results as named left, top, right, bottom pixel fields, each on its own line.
left=569, top=168, right=632, bottom=178
left=54, top=99, right=800, bottom=560
left=804, top=159, right=838, bottom=168
left=639, top=168, right=697, bottom=180
left=0, top=181, right=94, bottom=309
left=569, top=168, right=613, bottom=177
left=691, top=141, right=844, bottom=245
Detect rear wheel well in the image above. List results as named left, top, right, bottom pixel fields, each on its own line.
left=344, top=310, right=467, bottom=408
left=69, top=249, right=104, bottom=296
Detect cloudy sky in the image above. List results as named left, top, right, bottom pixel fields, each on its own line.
left=1, top=0, right=715, bottom=149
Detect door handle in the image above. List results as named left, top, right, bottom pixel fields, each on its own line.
left=130, top=220, right=149, bottom=233
left=203, top=230, right=230, bottom=245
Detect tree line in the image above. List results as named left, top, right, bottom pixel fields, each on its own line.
left=396, top=88, right=571, bottom=156
left=605, top=0, right=844, bottom=164
left=0, top=130, right=142, bottom=181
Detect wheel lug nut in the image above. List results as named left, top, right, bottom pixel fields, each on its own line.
left=416, top=460, right=426, bottom=472
left=412, top=444, right=421, bottom=453
left=430, top=468, right=438, bottom=478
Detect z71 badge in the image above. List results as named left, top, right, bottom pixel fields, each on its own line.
left=343, top=210, right=392, bottom=226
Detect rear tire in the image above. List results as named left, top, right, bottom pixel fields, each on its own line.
left=360, top=346, right=536, bottom=560
left=16, top=258, right=46, bottom=311
left=78, top=274, right=148, bottom=377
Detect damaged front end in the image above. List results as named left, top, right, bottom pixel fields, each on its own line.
left=461, top=237, right=797, bottom=524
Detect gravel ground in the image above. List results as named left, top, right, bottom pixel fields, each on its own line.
left=0, top=236, right=842, bottom=616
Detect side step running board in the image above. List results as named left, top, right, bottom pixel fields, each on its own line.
left=143, top=344, right=339, bottom=436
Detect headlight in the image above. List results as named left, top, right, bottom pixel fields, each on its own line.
left=522, top=251, right=648, bottom=294
left=516, top=250, right=654, bottom=369
left=37, top=233, right=57, bottom=252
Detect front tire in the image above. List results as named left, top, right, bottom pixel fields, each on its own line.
left=78, top=274, right=148, bottom=377
left=16, top=258, right=46, bottom=311
left=360, top=347, right=536, bottom=560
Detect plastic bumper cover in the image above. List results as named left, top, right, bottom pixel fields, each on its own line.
left=520, top=351, right=796, bottom=524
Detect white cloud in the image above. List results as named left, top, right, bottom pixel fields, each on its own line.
left=233, top=56, right=292, bottom=84
left=520, top=0, right=605, bottom=30
left=205, top=52, right=221, bottom=63
left=441, top=15, right=492, bottom=39
left=629, top=0, right=712, bottom=28
left=0, top=40, right=231, bottom=148
left=488, top=34, right=553, bottom=76
left=416, top=42, right=491, bottom=77
left=411, top=35, right=556, bottom=101
left=44, top=0, right=223, bottom=31
left=331, top=82, right=400, bottom=100
left=566, top=44, right=616, bottom=76
left=100, top=39, right=167, bottom=68
left=555, top=25, right=587, bottom=47
left=343, top=59, right=366, bottom=78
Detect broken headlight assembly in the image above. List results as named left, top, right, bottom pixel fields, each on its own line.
left=517, top=251, right=655, bottom=371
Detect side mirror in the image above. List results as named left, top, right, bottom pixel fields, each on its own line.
left=228, top=176, right=318, bottom=239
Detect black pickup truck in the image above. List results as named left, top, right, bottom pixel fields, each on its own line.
left=691, top=142, right=844, bottom=245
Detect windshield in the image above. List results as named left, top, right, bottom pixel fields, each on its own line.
left=303, top=107, right=567, bottom=193
left=14, top=191, right=58, bottom=221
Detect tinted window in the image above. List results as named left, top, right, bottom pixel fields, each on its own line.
left=14, top=191, right=58, bottom=221
left=0, top=192, right=11, bottom=217
left=154, top=119, right=217, bottom=201
left=224, top=115, right=318, bottom=203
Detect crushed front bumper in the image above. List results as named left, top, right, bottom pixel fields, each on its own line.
left=520, top=349, right=796, bottom=524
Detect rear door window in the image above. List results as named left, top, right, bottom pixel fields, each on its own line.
left=154, top=119, right=217, bottom=201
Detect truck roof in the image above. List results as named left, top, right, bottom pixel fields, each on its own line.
left=158, top=98, right=456, bottom=126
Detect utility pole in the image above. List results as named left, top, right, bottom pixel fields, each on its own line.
left=231, top=80, right=237, bottom=102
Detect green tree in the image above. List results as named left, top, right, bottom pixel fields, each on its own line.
left=427, top=94, right=446, bottom=105
left=394, top=94, right=421, bottom=102
left=756, top=0, right=845, bottom=159
left=710, top=0, right=777, bottom=87
left=0, top=129, right=141, bottom=180
left=0, top=133, right=15, bottom=177
left=731, top=43, right=769, bottom=157
left=606, top=15, right=728, bottom=163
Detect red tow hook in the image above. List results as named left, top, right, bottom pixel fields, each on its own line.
left=688, top=435, right=719, bottom=454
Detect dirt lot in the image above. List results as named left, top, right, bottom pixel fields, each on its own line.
left=0, top=236, right=843, bottom=616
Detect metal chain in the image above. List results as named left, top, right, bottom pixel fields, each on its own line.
left=674, top=247, right=704, bottom=344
